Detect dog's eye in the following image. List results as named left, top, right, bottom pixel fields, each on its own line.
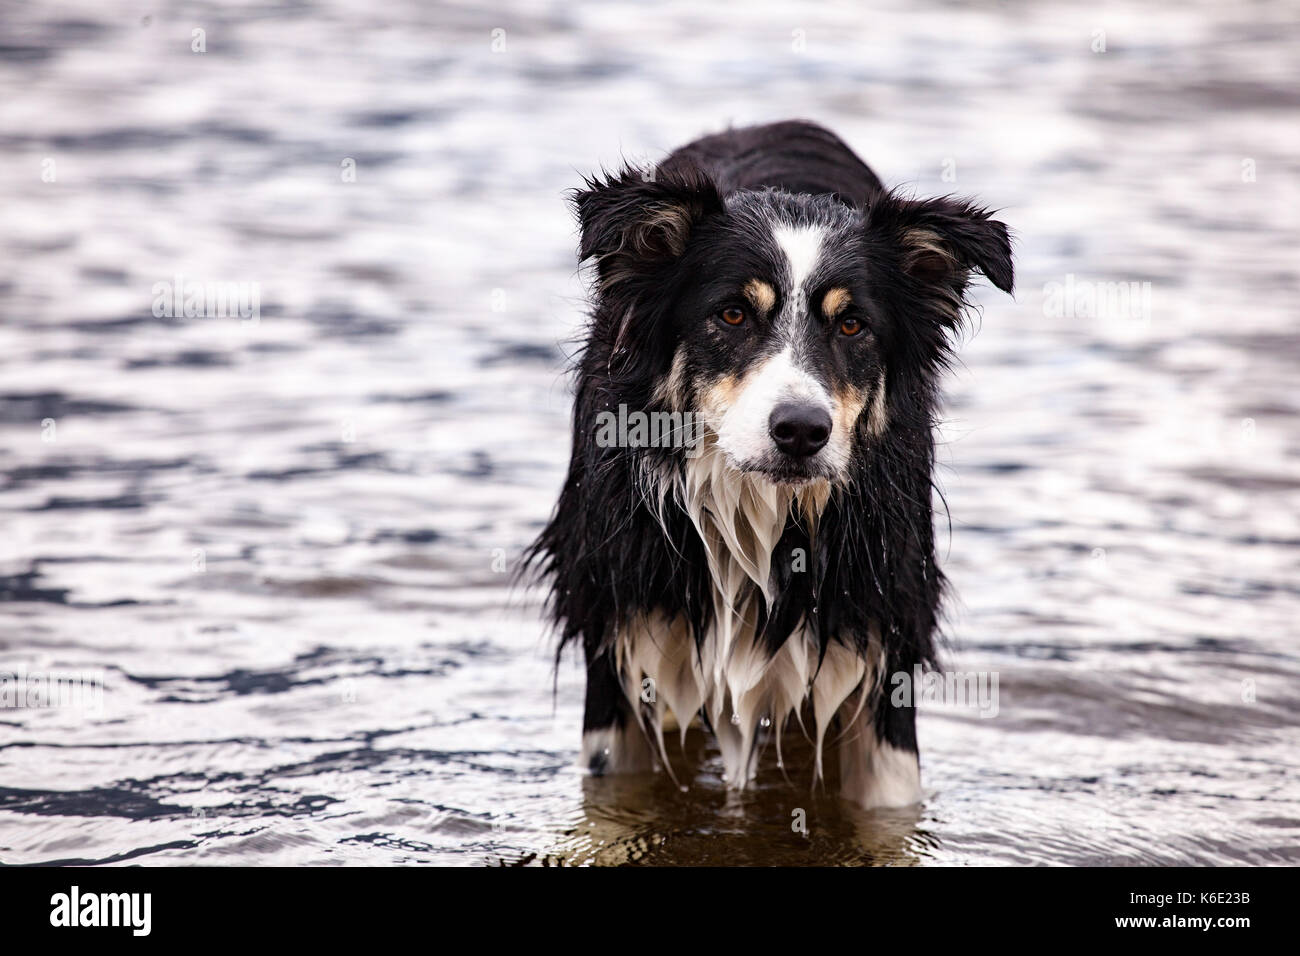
left=719, top=307, right=747, bottom=326
left=839, top=317, right=862, bottom=336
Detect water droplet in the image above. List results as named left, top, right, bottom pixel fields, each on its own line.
left=760, top=716, right=772, bottom=728
left=730, top=712, right=740, bottom=725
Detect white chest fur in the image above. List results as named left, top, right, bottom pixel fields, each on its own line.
left=622, top=442, right=890, bottom=788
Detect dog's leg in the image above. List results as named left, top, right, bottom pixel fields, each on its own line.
left=580, top=647, right=655, bottom=775
left=837, top=697, right=923, bottom=809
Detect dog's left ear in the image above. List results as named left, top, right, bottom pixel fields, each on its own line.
left=572, top=163, right=724, bottom=294
left=867, top=194, right=1014, bottom=309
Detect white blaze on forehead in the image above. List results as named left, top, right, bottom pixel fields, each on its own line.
left=772, top=223, right=827, bottom=295
left=746, top=346, right=828, bottom=404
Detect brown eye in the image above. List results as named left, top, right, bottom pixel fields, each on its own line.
left=720, top=307, right=746, bottom=326
left=840, top=317, right=862, bottom=336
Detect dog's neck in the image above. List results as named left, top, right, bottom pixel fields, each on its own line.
left=645, top=434, right=832, bottom=692
left=629, top=435, right=881, bottom=787
left=649, top=435, right=829, bottom=604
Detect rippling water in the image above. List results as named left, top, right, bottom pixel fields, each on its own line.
left=1, top=0, right=1297, bottom=866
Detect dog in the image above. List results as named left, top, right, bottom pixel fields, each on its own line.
left=528, top=120, right=1013, bottom=808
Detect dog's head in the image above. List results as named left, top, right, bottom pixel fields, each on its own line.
left=574, top=164, right=1013, bottom=486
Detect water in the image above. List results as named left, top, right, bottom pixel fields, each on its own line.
left=1, top=0, right=1297, bottom=866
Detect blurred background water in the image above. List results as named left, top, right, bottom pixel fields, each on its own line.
left=0, top=0, right=1297, bottom=865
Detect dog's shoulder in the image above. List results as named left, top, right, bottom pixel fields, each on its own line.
left=660, top=119, right=884, bottom=206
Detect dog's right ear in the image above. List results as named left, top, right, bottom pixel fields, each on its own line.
left=572, top=163, right=723, bottom=293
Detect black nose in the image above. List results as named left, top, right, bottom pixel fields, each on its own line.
left=768, top=403, right=832, bottom=458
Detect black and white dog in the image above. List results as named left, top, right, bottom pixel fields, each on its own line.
left=529, top=121, right=1013, bottom=808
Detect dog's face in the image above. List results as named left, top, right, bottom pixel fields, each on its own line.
left=575, top=166, right=1013, bottom=486
left=664, top=192, right=886, bottom=484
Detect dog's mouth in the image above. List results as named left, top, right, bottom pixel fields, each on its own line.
left=733, top=454, right=833, bottom=487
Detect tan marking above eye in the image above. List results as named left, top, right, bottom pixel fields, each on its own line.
left=821, top=287, right=851, bottom=317
left=742, top=278, right=776, bottom=315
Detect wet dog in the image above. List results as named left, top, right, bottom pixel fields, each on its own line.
left=528, top=120, right=1013, bottom=807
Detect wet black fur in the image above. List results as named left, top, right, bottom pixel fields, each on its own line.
left=526, top=120, right=1014, bottom=767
